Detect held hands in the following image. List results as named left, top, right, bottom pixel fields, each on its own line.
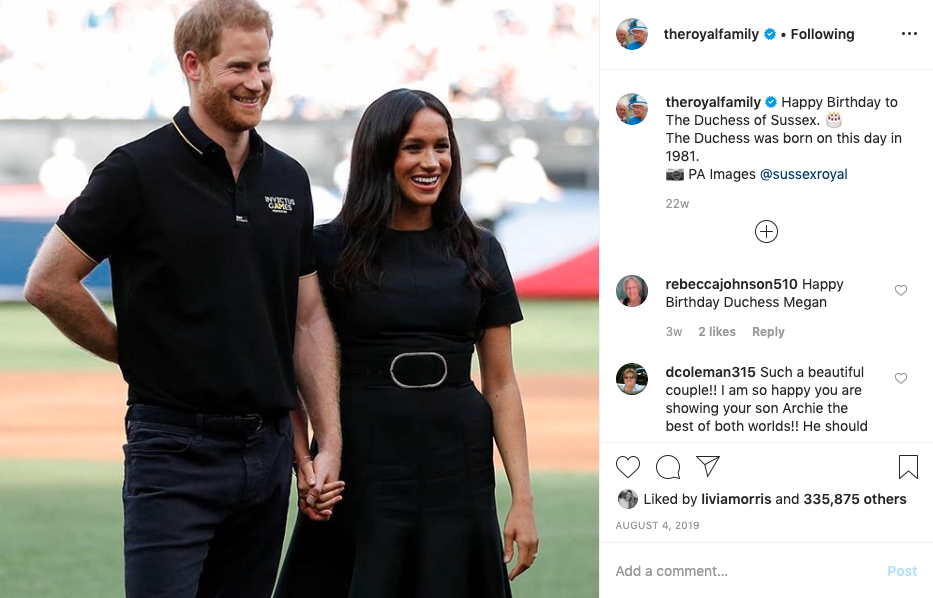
left=295, top=451, right=344, bottom=521
left=502, top=500, right=539, bottom=581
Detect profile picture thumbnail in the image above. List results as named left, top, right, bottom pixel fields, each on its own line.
left=616, top=93, right=648, bottom=125
left=616, top=275, right=647, bottom=307
left=618, top=489, right=639, bottom=509
left=617, top=364, right=648, bottom=395
left=617, top=19, right=648, bottom=50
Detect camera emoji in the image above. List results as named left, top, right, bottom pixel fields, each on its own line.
left=666, top=168, right=685, bottom=181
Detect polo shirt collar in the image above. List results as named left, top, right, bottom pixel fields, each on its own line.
left=171, top=107, right=265, bottom=158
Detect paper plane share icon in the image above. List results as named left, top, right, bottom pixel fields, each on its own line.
left=696, top=456, right=720, bottom=477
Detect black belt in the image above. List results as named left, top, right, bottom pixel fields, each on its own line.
left=341, top=352, right=473, bottom=388
left=126, top=404, right=286, bottom=436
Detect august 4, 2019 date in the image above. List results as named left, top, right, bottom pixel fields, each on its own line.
left=617, top=521, right=701, bottom=531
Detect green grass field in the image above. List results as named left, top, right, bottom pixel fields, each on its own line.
left=0, top=461, right=596, bottom=598
left=0, top=300, right=596, bottom=373
left=0, top=299, right=597, bottom=596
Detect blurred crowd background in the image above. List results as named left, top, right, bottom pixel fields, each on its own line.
left=0, top=0, right=597, bottom=121
left=0, top=0, right=599, bottom=298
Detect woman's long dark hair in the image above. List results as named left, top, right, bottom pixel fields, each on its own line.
left=333, top=88, right=494, bottom=291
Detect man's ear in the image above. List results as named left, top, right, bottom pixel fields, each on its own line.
left=181, top=50, right=203, bottom=83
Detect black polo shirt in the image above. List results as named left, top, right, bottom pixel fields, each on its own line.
left=56, top=107, right=315, bottom=415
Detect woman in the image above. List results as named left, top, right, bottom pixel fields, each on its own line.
left=276, top=89, right=538, bottom=598
left=619, top=275, right=644, bottom=306
left=618, top=490, right=637, bottom=509
left=617, top=368, right=646, bottom=395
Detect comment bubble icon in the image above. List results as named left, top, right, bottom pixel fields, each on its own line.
left=656, top=455, right=681, bottom=480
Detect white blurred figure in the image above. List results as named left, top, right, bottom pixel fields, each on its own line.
left=461, top=145, right=506, bottom=231
left=495, top=137, right=561, bottom=206
left=39, top=137, right=88, bottom=200
left=310, top=182, right=342, bottom=226
left=332, top=140, right=353, bottom=200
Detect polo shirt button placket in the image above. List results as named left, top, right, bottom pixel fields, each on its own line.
left=234, top=184, right=249, bottom=224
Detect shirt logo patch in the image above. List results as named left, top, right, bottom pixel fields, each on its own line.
left=265, top=196, right=296, bottom=214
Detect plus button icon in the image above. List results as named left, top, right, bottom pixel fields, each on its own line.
left=755, top=220, right=778, bottom=243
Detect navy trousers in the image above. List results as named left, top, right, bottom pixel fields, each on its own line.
left=122, top=407, right=293, bottom=598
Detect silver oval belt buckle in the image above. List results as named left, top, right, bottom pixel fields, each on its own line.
left=390, top=352, right=448, bottom=389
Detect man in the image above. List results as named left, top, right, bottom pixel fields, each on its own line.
left=627, top=19, right=648, bottom=50
left=616, top=97, right=629, bottom=122
left=23, top=1, right=341, bottom=596
left=616, top=22, right=628, bottom=48
left=627, top=94, right=648, bottom=125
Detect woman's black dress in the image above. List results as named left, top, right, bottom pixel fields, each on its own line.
left=275, top=222, right=523, bottom=598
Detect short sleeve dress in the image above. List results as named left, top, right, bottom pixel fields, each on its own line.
left=275, top=221, right=523, bottom=598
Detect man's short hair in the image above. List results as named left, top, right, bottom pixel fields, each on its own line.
left=174, top=0, right=273, bottom=66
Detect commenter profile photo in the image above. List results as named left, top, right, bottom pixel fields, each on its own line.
left=617, top=18, right=648, bottom=50
left=617, top=93, right=648, bottom=125
left=617, top=363, right=648, bottom=395
left=616, top=275, right=647, bottom=307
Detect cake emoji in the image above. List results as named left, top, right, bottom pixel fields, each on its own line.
left=826, top=111, right=841, bottom=128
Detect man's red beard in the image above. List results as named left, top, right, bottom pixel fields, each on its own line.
left=200, top=74, right=268, bottom=132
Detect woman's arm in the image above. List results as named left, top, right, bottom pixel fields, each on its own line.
left=477, top=325, right=539, bottom=580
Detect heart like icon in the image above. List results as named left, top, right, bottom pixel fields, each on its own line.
left=895, top=285, right=907, bottom=296
left=895, top=373, right=907, bottom=384
left=616, top=456, right=640, bottom=478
